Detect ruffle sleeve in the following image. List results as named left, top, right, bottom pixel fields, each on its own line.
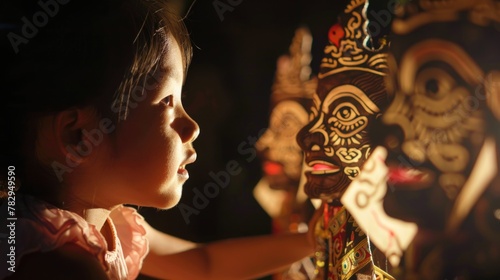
left=110, top=205, right=150, bottom=280
left=1, top=195, right=150, bottom=280
left=0, top=195, right=107, bottom=279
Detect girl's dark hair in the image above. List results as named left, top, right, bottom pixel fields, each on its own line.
left=0, top=0, right=192, bottom=199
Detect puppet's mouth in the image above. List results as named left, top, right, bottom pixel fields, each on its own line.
left=309, top=161, right=340, bottom=175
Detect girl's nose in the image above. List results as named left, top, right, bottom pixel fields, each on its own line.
left=185, top=116, right=200, bottom=143
left=176, top=113, right=200, bottom=143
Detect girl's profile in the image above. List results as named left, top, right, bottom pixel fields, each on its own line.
left=0, top=1, right=317, bottom=279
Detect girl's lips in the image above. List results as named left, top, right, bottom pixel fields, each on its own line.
left=263, top=161, right=283, bottom=175
left=309, top=160, right=340, bottom=175
left=178, top=151, right=196, bottom=180
left=178, top=167, right=189, bottom=179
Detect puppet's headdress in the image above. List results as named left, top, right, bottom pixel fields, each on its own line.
left=271, top=27, right=317, bottom=103
left=319, top=0, right=388, bottom=79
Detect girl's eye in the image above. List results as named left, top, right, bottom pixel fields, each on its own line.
left=162, top=95, right=173, bottom=106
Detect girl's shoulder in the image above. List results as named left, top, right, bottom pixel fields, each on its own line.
left=0, top=195, right=149, bottom=279
left=1, top=195, right=108, bottom=278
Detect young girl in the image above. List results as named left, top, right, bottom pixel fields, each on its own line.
left=0, top=0, right=316, bottom=279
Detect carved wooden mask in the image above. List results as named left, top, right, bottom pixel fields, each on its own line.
left=297, top=0, right=389, bottom=200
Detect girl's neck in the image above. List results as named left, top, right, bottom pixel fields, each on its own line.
left=63, top=196, right=113, bottom=231
left=82, top=208, right=112, bottom=231
left=71, top=204, right=115, bottom=250
left=83, top=208, right=117, bottom=252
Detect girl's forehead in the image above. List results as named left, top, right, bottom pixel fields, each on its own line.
left=160, top=35, right=185, bottom=84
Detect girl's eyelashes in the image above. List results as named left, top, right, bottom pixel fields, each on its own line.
left=162, top=95, right=173, bottom=106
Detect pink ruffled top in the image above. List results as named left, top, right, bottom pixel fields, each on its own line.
left=3, top=195, right=149, bottom=279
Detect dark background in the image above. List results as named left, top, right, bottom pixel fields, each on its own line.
left=138, top=0, right=348, bottom=279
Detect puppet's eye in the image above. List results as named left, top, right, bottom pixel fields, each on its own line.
left=333, top=104, right=359, bottom=122
left=415, top=68, right=455, bottom=101
left=327, top=103, right=368, bottom=138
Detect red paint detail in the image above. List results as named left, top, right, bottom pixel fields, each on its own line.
left=371, top=210, right=396, bottom=250
left=328, top=23, right=345, bottom=47
left=263, top=161, right=283, bottom=175
left=388, top=167, right=426, bottom=184
left=323, top=203, right=329, bottom=230
left=313, top=163, right=339, bottom=171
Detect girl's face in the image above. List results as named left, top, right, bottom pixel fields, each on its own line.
left=88, top=35, right=199, bottom=209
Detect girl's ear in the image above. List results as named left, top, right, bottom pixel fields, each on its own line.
left=51, top=107, right=100, bottom=166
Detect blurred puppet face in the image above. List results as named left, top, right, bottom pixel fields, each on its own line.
left=379, top=0, right=500, bottom=231
left=256, top=28, right=317, bottom=190
left=256, top=99, right=310, bottom=189
left=297, top=0, right=389, bottom=200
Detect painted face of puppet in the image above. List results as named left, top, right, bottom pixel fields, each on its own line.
left=379, top=2, right=500, bottom=230
left=256, top=28, right=316, bottom=190
left=297, top=2, right=388, bottom=200
left=298, top=74, right=386, bottom=199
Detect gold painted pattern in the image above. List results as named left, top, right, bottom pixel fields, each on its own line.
left=374, top=266, right=396, bottom=280
left=334, top=238, right=372, bottom=280
left=319, top=0, right=387, bottom=78
left=329, top=206, right=348, bottom=236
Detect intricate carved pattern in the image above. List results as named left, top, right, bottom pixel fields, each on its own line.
left=319, top=0, right=388, bottom=78
left=312, top=205, right=390, bottom=280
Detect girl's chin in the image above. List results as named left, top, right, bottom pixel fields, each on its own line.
left=154, top=197, right=181, bottom=210
left=144, top=188, right=183, bottom=209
